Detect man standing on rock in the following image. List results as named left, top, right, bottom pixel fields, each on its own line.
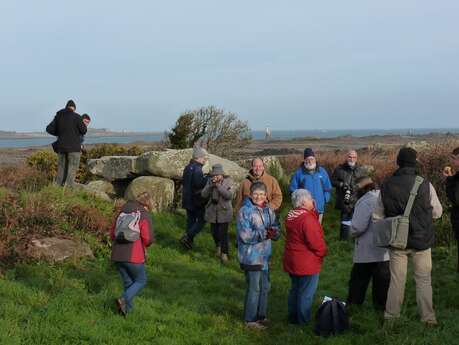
left=289, top=148, right=332, bottom=224
left=235, top=157, right=283, bottom=212
left=46, top=100, right=87, bottom=187
left=331, top=150, right=365, bottom=240
left=180, top=147, right=209, bottom=249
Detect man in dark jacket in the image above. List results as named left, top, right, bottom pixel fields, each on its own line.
left=444, top=146, right=459, bottom=272
left=373, top=147, right=442, bottom=326
left=331, top=150, right=365, bottom=240
left=180, top=147, right=209, bottom=249
left=46, top=100, right=87, bottom=187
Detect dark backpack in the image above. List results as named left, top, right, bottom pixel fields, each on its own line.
left=314, top=298, right=349, bottom=337
left=114, top=211, right=141, bottom=243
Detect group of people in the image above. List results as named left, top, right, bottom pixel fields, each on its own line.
left=46, top=100, right=91, bottom=188
left=45, top=102, right=459, bottom=329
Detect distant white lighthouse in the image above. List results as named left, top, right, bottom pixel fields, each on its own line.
left=265, top=126, right=272, bottom=140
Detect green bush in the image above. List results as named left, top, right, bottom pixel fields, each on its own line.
left=26, top=150, right=57, bottom=179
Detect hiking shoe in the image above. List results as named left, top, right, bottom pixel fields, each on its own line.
left=220, top=253, right=228, bottom=264
left=257, top=318, right=271, bottom=327
left=116, top=297, right=128, bottom=316
left=180, top=234, right=193, bottom=250
left=245, top=321, right=266, bottom=330
left=423, top=320, right=438, bottom=328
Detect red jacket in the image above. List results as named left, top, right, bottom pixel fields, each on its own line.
left=283, top=208, right=327, bottom=275
left=110, top=201, right=154, bottom=264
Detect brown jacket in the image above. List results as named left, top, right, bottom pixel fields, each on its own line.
left=235, top=171, right=283, bottom=211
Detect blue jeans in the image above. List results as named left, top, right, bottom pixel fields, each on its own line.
left=186, top=208, right=206, bottom=240
left=115, top=262, right=147, bottom=312
left=288, top=274, right=319, bottom=324
left=244, top=270, right=270, bottom=322
left=340, top=211, right=352, bottom=240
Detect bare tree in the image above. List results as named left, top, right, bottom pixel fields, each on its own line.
left=166, top=106, right=251, bottom=158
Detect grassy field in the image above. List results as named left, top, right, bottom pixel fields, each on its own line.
left=1, top=190, right=459, bottom=345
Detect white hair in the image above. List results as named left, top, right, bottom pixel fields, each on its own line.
left=291, top=189, right=313, bottom=208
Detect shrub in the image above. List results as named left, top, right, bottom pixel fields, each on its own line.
left=26, top=150, right=57, bottom=179
left=0, top=165, right=51, bottom=192
left=165, top=106, right=252, bottom=158
left=64, top=204, right=111, bottom=242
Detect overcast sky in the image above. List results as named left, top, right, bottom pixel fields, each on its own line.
left=1, top=1, right=458, bottom=132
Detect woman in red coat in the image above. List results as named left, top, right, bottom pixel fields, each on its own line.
left=110, top=192, right=154, bottom=315
left=283, top=189, right=327, bottom=325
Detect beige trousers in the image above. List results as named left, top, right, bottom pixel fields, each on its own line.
left=318, top=214, right=323, bottom=224
left=384, top=248, right=436, bottom=322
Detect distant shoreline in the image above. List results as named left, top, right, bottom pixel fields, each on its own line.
left=2, top=127, right=459, bottom=140
left=1, top=131, right=458, bottom=167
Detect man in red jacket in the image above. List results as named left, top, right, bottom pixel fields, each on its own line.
left=283, top=189, right=327, bottom=325
left=110, top=192, right=155, bottom=315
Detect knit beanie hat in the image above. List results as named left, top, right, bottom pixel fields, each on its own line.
left=66, top=100, right=76, bottom=109
left=304, top=148, right=315, bottom=158
left=192, top=147, right=208, bottom=159
left=397, top=147, right=417, bottom=168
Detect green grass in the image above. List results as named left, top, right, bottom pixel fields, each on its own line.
left=1, top=196, right=459, bottom=344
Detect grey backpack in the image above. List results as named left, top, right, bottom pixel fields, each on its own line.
left=115, top=211, right=141, bottom=243
left=373, top=176, right=424, bottom=249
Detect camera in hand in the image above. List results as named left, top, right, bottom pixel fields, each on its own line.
left=343, top=184, right=352, bottom=205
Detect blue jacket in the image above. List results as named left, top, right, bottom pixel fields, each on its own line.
left=237, top=198, right=280, bottom=271
left=182, top=160, right=208, bottom=211
left=289, top=165, right=332, bottom=214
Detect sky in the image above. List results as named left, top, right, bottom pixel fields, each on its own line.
left=0, top=0, right=458, bottom=132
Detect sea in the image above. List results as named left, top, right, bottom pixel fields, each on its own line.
left=1, top=128, right=458, bottom=149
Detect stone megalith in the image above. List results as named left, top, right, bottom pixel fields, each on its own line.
left=137, top=148, right=248, bottom=182
left=85, top=180, right=116, bottom=197
left=124, top=176, right=175, bottom=212
left=136, top=149, right=194, bottom=180
left=87, top=156, right=139, bottom=181
left=23, top=237, right=94, bottom=263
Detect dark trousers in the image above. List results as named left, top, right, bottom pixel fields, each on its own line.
left=210, top=223, right=229, bottom=254
left=347, top=261, right=390, bottom=309
left=340, top=210, right=353, bottom=241
left=56, top=152, right=81, bottom=187
left=185, top=208, right=206, bottom=241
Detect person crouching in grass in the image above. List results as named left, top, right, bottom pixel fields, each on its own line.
left=110, top=192, right=154, bottom=316
left=237, top=181, right=280, bottom=329
left=283, top=189, right=327, bottom=325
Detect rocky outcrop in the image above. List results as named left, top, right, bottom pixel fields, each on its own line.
left=137, top=149, right=248, bottom=182
left=85, top=149, right=248, bottom=211
left=87, top=156, right=139, bottom=181
left=23, top=237, right=94, bottom=263
left=85, top=180, right=116, bottom=197
left=124, top=176, right=175, bottom=212
left=136, top=149, right=193, bottom=180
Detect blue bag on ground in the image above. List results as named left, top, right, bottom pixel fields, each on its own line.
left=314, top=297, right=349, bottom=337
